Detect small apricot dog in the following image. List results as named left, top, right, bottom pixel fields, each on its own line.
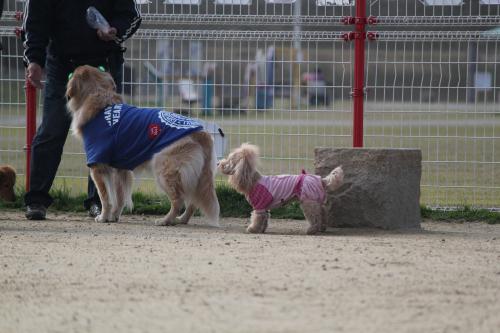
left=0, top=165, right=16, bottom=202
left=218, top=143, right=343, bottom=235
left=66, top=65, right=219, bottom=226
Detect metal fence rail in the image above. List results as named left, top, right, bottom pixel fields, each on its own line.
left=133, top=29, right=345, bottom=40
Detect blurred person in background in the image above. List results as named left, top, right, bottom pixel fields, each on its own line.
left=22, top=1, right=141, bottom=220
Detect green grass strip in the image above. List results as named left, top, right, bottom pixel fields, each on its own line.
left=1, top=185, right=499, bottom=224
left=420, top=205, right=500, bottom=225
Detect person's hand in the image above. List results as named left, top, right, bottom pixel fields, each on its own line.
left=26, top=62, right=44, bottom=89
left=97, top=27, right=117, bottom=42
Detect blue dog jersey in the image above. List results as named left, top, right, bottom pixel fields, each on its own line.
left=82, top=104, right=203, bottom=170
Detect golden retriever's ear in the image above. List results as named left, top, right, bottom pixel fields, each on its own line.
left=107, top=74, right=117, bottom=92
left=66, top=75, right=81, bottom=100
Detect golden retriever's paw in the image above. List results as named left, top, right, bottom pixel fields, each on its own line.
left=154, top=218, right=174, bottom=226
left=95, top=214, right=107, bottom=223
left=205, top=220, right=220, bottom=228
left=173, top=218, right=188, bottom=225
left=95, top=214, right=116, bottom=223
left=110, top=214, right=121, bottom=223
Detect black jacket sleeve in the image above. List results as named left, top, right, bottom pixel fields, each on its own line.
left=109, top=0, right=142, bottom=44
left=22, top=0, right=51, bottom=67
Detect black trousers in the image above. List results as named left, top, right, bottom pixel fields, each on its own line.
left=24, top=53, right=123, bottom=209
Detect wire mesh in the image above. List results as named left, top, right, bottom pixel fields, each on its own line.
left=124, top=36, right=353, bottom=186
left=365, top=38, right=499, bottom=208
left=0, top=32, right=29, bottom=186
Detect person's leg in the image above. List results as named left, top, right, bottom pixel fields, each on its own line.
left=24, top=63, right=71, bottom=217
left=84, top=174, right=101, bottom=212
left=110, top=54, right=124, bottom=94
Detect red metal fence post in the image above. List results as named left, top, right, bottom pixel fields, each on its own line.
left=352, top=0, right=366, bottom=148
left=17, top=22, right=37, bottom=191
left=25, top=81, right=37, bottom=191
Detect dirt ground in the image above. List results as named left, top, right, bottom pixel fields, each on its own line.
left=1, top=210, right=499, bottom=333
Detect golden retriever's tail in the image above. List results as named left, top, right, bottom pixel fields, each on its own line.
left=122, top=170, right=134, bottom=212
left=191, top=131, right=220, bottom=227
left=107, top=169, right=134, bottom=213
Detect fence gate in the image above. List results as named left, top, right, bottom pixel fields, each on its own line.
left=0, top=0, right=499, bottom=209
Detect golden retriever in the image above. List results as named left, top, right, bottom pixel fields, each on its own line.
left=218, top=143, right=343, bottom=235
left=66, top=65, right=219, bottom=226
left=0, top=165, right=16, bottom=202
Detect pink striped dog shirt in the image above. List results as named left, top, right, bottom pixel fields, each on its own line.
left=247, top=172, right=325, bottom=212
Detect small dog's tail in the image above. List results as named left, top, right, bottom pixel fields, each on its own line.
left=107, top=169, right=134, bottom=212
left=322, top=166, right=344, bottom=192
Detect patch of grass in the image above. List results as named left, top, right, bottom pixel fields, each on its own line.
left=0, top=186, right=88, bottom=212
left=216, top=184, right=252, bottom=218
left=50, top=187, right=87, bottom=212
left=0, top=190, right=24, bottom=210
left=421, top=205, right=500, bottom=225
left=130, top=192, right=171, bottom=215
left=2, top=185, right=498, bottom=223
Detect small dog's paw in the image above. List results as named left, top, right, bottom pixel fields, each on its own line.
left=261, top=220, right=268, bottom=233
left=246, top=225, right=257, bottom=233
left=247, top=225, right=263, bottom=233
left=306, top=226, right=320, bottom=235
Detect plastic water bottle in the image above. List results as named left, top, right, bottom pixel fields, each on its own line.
left=86, top=6, right=110, bottom=33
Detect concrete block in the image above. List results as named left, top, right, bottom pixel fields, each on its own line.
left=315, top=148, right=422, bottom=230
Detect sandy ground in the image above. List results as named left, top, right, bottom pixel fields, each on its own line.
left=1, top=210, right=499, bottom=333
